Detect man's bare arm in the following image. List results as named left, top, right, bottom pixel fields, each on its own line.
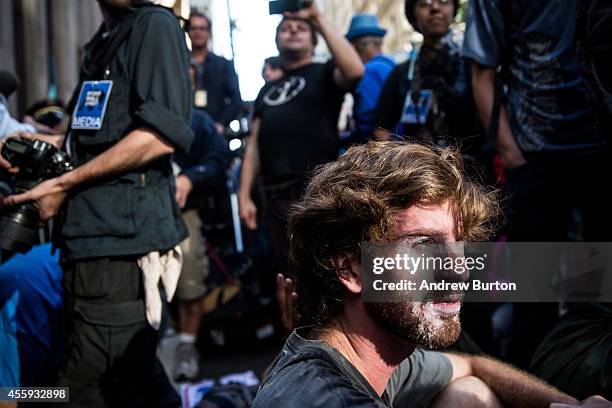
left=471, top=63, right=526, bottom=168
left=314, top=15, right=364, bottom=89
left=285, top=3, right=364, bottom=90
left=58, top=127, right=174, bottom=189
left=238, top=118, right=261, bottom=230
left=445, top=353, right=577, bottom=408
left=4, top=127, right=174, bottom=208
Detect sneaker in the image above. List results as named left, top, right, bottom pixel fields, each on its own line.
left=173, top=341, right=200, bottom=382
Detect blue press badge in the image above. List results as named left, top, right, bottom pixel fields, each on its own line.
left=400, top=89, right=433, bottom=125
left=71, top=80, right=113, bottom=130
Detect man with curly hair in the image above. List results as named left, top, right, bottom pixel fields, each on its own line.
left=252, top=142, right=597, bottom=408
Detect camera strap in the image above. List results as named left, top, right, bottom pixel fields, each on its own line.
left=66, top=14, right=136, bottom=117
left=67, top=5, right=171, bottom=115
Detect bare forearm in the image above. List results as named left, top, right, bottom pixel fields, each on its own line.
left=471, top=65, right=496, bottom=131
left=239, top=138, right=260, bottom=199
left=58, top=127, right=175, bottom=191
left=313, top=15, right=364, bottom=86
left=471, top=64, right=523, bottom=164
left=470, top=356, right=577, bottom=408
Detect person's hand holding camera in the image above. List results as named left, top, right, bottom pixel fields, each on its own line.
left=283, top=1, right=322, bottom=28
left=3, top=176, right=68, bottom=221
left=0, top=138, right=19, bottom=173
left=1, top=134, right=72, bottom=221
left=0, top=132, right=64, bottom=173
left=9, top=131, right=63, bottom=149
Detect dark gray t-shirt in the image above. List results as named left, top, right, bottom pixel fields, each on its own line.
left=253, top=329, right=453, bottom=408
left=463, top=0, right=606, bottom=155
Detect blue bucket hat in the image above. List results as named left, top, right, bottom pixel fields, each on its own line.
left=345, top=13, right=387, bottom=41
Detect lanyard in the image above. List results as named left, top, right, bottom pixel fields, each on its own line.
left=407, top=44, right=420, bottom=82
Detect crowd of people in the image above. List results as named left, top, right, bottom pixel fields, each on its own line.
left=0, top=0, right=611, bottom=407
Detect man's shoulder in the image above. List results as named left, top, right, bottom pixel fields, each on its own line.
left=134, top=4, right=177, bottom=24
left=254, top=331, right=385, bottom=408
left=255, top=351, right=379, bottom=408
left=207, top=53, right=235, bottom=68
left=190, top=109, right=220, bottom=146
left=130, top=5, right=181, bottom=38
left=191, top=108, right=216, bottom=129
left=366, top=55, right=395, bottom=69
left=364, top=56, right=396, bottom=79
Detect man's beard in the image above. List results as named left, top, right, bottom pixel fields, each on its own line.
left=364, top=301, right=461, bottom=349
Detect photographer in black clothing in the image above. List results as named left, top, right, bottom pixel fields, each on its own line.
left=3, top=1, right=193, bottom=406
left=375, top=0, right=480, bottom=156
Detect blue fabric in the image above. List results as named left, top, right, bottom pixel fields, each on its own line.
left=173, top=108, right=229, bottom=210
left=345, top=14, right=387, bottom=41
left=351, top=54, right=395, bottom=143
left=0, top=244, right=64, bottom=386
left=463, top=0, right=607, bottom=155
left=0, top=291, right=20, bottom=387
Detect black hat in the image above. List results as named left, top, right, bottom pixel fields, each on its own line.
left=0, top=70, right=20, bottom=98
left=404, top=0, right=459, bottom=33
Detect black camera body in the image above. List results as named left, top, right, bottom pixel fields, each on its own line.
left=0, top=138, right=74, bottom=253
left=269, top=0, right=312, bottom=14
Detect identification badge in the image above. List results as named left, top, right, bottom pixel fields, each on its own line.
left=194, top=89, right=207, bottom=108
left=71, top=80, right=113, bottom=130
left=400, top=89, right=433, bottom=125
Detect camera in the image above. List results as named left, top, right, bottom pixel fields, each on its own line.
left=269, top=0, right=312, bottom=15
left=0, top=138, right=74, bottom=253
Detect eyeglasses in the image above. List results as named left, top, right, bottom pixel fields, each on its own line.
left=416, top=0, right=451, bottom=6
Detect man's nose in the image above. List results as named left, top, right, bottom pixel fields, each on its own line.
left=434, top=243, right=470, bottom=283
left=433, top=264, right=470, bottom=284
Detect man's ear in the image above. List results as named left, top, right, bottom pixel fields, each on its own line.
left=332, top=252, right=361, bottom=294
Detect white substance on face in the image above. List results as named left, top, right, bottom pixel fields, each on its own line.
left=411, top=302, right=459, bottom=347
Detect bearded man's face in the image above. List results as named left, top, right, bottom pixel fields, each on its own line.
left=364, top=301, right=461, bottom=349
left=364, top=200, right=463, bottom=348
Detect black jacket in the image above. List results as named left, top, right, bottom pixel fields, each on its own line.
left=174, top=109, right=229, bottom=210
left=193, top=53, right=242, bottom=126
left=59, top=5, right=194, bottom=260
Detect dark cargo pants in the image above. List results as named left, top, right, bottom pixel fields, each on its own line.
left=58, top=257, right=174, bottom=408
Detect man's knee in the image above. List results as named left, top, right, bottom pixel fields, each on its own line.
left=430, top=376, right=503, bottom=408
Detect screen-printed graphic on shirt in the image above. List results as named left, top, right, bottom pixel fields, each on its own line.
left=263, top=76, right=306, bottom=106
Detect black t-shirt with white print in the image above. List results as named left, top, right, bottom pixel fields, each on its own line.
left=254, top=61, right=345, bottom=186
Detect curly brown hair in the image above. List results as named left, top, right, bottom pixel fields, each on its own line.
left=287, top=142, right=500, bottom=329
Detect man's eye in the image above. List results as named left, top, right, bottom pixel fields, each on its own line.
left=404, top=237, right=434, bottom=247
left=416, top=238, right=436, bottom=246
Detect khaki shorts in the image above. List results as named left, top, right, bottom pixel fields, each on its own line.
left=176, top=209, right=210, bottom=301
